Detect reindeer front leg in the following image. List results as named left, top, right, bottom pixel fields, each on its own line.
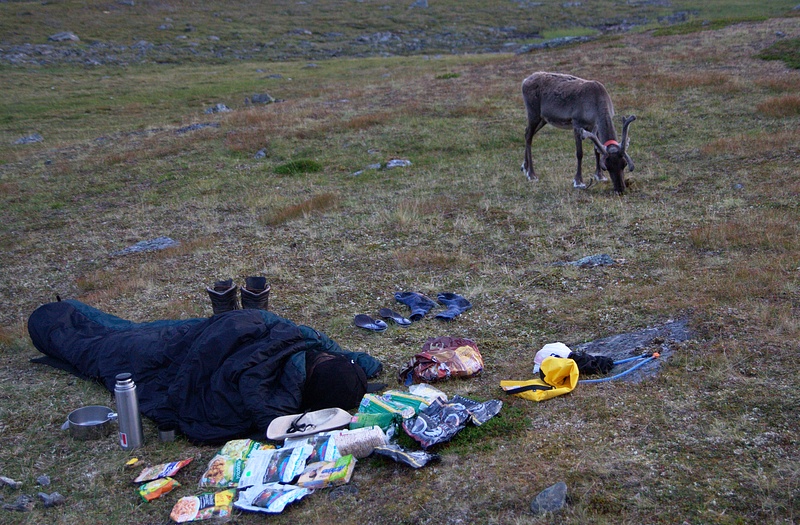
left=522, top=121, right=537, bottom=181
left=573, top=128, right=586, bottom=188
left=593, top=148, right=608, bottom=182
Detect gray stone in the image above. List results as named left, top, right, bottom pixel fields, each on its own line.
left=35, top=475, right=50, bottom=487
left=410, top=0, right=428, bottom=7
left=551, top=253, right=615, bottom=268
left=111, top=236, right=180, bottom=257
left=38, top=492, right=65, bottom=508
left=573, top=318, right=691, bottom=382
left=254, top=149, right=267, bottom=159
left=204, top=103, right=231, bottom=114
left=385, top=159, right=412, bottom=169
left=48, top=32, right=79, bottom=42
left=0, top=476, right=21, bottom=489
left=175, top=122, right=219, bottom=135
left=569, top=253, right=616, bottom=268
left=531, top=481, right=567, bottom=514
left=13, top=133, right=43, bottom=145
left=3, top=494, right=33, bottom=512
left=247, top=93, right=275, bottom=105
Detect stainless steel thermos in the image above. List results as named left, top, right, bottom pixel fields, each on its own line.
left=114, top=372, right=144, bottom=449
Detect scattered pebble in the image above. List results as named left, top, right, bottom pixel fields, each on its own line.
left=3, top=494, right=34, bottom=512
left=38, top=492, right=65, bottom=508
left=13, top=133, right=43, bottom=145
left=110, top=236, right=180, bottom=257
left=204, top=103, right=231, bottom=114
left=530, top=481, right=567, bottom=514
left=35, top=475, right=50, bottom=487
left=0, top=476, right=22, bottom=489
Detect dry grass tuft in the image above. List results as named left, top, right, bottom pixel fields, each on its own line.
left=391, top=247, right=472, bottom=271
left=699, top=130, right=796, bottom=157
left=343, top=111, right=395, bottom=131
left=260, top=193, right=341, bottom=226
left=689, top=218, right=799, bottom=253
left=756, top=94, right=800, bottom=116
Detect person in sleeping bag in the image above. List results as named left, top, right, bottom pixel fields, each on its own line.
left=28, top=298, right=382, bottom=444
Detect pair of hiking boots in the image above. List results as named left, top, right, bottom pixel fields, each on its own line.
left=206, top=277, right=270, bottom=314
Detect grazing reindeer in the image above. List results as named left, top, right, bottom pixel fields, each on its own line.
left=521, top=71, right=636, bottom=194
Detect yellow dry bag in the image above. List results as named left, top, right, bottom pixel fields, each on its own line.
left=500, top=357, right=579, bottom=402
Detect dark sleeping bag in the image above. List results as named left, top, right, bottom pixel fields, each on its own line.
left=28, top=299, right=382, bottom=444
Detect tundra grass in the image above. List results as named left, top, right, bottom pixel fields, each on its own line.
left=0, top=9, right=799, bottom=525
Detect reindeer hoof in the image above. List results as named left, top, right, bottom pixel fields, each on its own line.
left=573, top=181, right=587, bottom=189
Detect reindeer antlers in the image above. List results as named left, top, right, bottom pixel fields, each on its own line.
left=621, top=115, right=636, bottom=171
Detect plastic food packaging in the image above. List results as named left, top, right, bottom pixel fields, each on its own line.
left=358, top=393, right=416, bottom=419
left=138, top=477, right=180, bottom=502
left=199, top=439, right=264, bottom=488
left=170, top=489, right=235, bottom=523
left=134, top=458, right=193, bottom=483
left=295, top=454, right=356, bottom=489
left=234, top=483, right=311, bottom=514
left=330, top=426, right=387, bottom=459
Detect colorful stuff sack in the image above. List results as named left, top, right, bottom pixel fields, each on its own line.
left=500, top=357, right=579, bottom=402
left=398, top=336, right=484, bottom=385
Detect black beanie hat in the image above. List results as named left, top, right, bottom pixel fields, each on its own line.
left=303, top=351, right=367, bottom=412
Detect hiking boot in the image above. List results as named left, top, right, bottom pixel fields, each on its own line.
left=240, top=276, right=270, bottom=310
left=206, top=279, right=240, bottom=314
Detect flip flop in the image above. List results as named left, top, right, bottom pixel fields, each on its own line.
left=394, top=291, right=437, bottom=321
left=378, top=308, right=412, bottom=326
left=354, top=314, right=388, bottom=332
left=434, top=292, right=472, bottom=321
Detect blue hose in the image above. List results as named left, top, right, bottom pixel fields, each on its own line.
left=580, top=354, right=657, bottom=383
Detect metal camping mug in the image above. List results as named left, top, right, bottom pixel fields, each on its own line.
left=114, top=373, right=144, bottom=450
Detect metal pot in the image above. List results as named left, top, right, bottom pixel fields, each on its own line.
left=61, top=405, right=118, bottom=441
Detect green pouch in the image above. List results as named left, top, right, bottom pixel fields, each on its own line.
left=349, top=412, right=397, bottom=431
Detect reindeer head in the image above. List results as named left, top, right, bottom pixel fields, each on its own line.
left=581, top=115, right=636, bottom=194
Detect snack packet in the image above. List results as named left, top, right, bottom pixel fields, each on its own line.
left=237, top=445, right=312, bottom=489
left=234, top=483, right=312, bottom=514
left=382, top=390, right=430, bottom=415
left=358, top=393, right=416, bottom=419
left=170, top=489, right=235, bottom=523
left=295, top=454, right=356, bottom=489
left=134, top=458, right=194, bottom=483
left=283, top=434, right=338, bottom=463
left=262, top=445, right=312, bottom=484
left=139, top=477, right=180, bottom=502
left=199, top=455, right=243, bottom=488
left=217, top=439, right=259, bottom=460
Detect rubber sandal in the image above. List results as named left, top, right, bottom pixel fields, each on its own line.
left=354, top=314, right=388, bottom=332
left=378, top=308, right=412, bottom=326
left=434, top=292, right=472, bottom=321
left=394, top=292, right=437, bottom=321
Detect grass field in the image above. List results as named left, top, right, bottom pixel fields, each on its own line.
left=1, top=1, right=799, bottom=524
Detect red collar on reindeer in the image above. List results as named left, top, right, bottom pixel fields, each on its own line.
left=604, top=139, right=620, bottom=148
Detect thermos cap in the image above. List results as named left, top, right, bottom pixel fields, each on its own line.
left=115, top=372, right=132, bottom=382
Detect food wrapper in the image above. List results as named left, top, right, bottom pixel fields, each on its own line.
left=295, top=454, right=356, bottom=489
left=381, top=390, right=430, bottom=415
left=283, top=434, right=338, bottom=463
left=199, top=455, right=244, bottom=488
left=217, top=439, right=259, bottom=460
left=139, top=477, right=180, bottom=502
left=134, top=458, right=193, bottom=483
left=358, top=393, right=416, bottom=419
left=199, top=439, right=271, bottom=488
left=237, top=445, right=312, bottom=489
left=234, top=483, right=312, bottom=514
left=170, top=489, right=235, bottom=523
